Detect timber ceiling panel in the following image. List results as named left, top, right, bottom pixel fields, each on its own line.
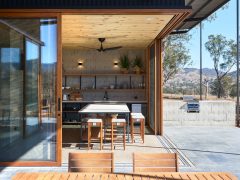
left=62, top=15, right=174, bottom=49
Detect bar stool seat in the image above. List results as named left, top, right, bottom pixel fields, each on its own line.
left=88, top=118, right=102, bottom=123
left=112, top=118, right=126, bottom=123
left=131, top=113, right=145, bottom=119
left=87, top=119, right=103, bottom=150
left=130, top=113, right=145, bottom=144
left=111, top=118, right=126, bottom=150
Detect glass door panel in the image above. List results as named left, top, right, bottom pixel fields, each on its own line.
left=0, top=18, right=58, bottom=162
left=0, top=26, right=23, bottom=157
left=25, top=40, right=40, bottom=137
left=149, top=44, right=155, bottom=131
left=40, top=19, right=58, bottom=161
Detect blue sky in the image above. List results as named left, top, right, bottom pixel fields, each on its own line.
left=186, top=0, right=237, bottom=70
left=41, top=23, right=57, bottom=64
left=21, top=20, right=57, bottom=64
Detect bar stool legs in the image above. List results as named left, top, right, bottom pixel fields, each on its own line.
left=140, top=118, right=145, bottom=143
left=131, top=118, right=134, bottom=143
left=87, top=119, right=103, bottom=150
left=111, top=119, right=126, bottom=150
left=130, top=113, right=145, bottom=144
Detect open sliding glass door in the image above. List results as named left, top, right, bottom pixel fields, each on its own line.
left=24, top=39, right=40, bottom=137
left=149, top=43, right=156, bottom=132
left=0, top=16, right=61, bottom=165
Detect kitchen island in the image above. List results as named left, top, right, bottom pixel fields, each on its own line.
left=62, top=100, right=147, bottom=143
left=62, top=100, right=147, bottom=124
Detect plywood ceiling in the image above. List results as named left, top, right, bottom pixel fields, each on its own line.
left=62, top=15, right=174, bottom=49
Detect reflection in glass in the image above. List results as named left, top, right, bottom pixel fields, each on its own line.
left=25, top=40, right=39, bottom=136
left=0, top=27, right=23, bottom=154
left=0, top=18, right=57, bottom=162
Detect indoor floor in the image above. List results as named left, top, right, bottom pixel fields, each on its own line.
left=62, top=126, right=165, bottom=165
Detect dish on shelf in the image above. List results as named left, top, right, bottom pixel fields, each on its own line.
left=110, top=85, right=115, bottom=89
left=75, top=97, right=82, bottom=101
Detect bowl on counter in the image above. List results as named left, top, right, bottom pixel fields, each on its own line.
left=110, top=85, right=115, bottom=89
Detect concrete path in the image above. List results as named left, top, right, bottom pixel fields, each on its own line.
left=62, top=134, right=165, bottom=164
left=1, top=127, right=239, bottom=179
left=165, top=126, right=240, bottom=179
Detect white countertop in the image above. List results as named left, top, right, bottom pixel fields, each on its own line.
left=63, top=100, right=147, bottom=103
left=79, top=103, right=130, bottom=113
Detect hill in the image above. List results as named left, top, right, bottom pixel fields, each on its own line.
left=165, top=68, right=217, bottom=86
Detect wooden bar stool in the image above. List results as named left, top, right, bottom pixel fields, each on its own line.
left=111, top=118, right=126, bottom=150
left=87, top=119, right=103, bottom=150
left=130, top=113, right=145, bottom=143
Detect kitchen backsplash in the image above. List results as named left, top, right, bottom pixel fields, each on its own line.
left=62, top=47, right=145, bottom=73
left=62, top=47, right=147, bottom=101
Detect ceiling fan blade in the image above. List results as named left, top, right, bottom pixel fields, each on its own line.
left=102, top=35, right=127, bottom=39
left=77, top=35, right=127, bottom=39
left=77, top=45, right=96, bottom=50
left=103, top=46, right=122, bottom=51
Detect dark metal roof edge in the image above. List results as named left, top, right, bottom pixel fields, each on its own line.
left=0, top=7, right=191, bottom=10
left=177, top=0, right=230, bottom=32
left=0, top=0, right=188, bottom=9
left=170, top=29, right=189, bottom=34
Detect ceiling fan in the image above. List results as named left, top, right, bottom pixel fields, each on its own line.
left=79, top=38, right=122, bottom=52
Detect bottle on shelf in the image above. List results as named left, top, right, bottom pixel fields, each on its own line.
left=103, top=91, right=109, bottom=101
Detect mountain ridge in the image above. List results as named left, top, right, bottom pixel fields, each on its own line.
left=165, top=67, right=236, bottom=86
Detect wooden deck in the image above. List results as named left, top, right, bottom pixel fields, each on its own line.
left=12, top=172, right=238, bottom=180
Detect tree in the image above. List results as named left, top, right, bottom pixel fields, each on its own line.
left=163, top=33, right=192, bottom=84
left=206, top=3, right=229, bottom=22
left=205, top=35, right=237, bottom=98
left=196, top=2, right=229, bottom=29
left=211, top=76, right=233, bottom=97
left=229, top=83, right=237, bottom=98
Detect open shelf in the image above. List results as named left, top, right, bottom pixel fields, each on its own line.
left=63, top=73, right=146, bottom=92
left=63, top=73, right=145, bottom=76
left=62, top=73, right=147, bottom=124
left=63, top=88, right=145, bottom=92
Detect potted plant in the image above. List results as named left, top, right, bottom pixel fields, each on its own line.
left=132, top=56, right=143, bottom=74
left=119, top=55, right=130, bottom=73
